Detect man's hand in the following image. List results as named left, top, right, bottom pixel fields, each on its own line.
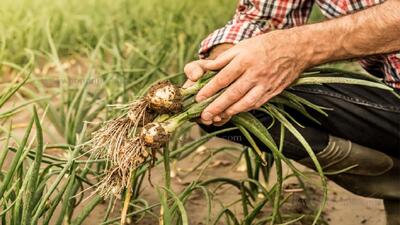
left=184, top=30, right=311, bottom=125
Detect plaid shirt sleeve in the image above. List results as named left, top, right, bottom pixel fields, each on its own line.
left=199, top=0, right=314, bottom=58
left=315, top=0, right=384, bottom=18
left=199, top=0, right=399, bottom=89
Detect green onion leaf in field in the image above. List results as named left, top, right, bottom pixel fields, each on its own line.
left=21, top=106, right=44, bottom=225
left=0, top=115, right=34, bottom=198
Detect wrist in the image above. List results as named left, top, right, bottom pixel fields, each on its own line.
left=289, top=25, right=338, bottom=68
left=265, top=28, right=322, bottom=71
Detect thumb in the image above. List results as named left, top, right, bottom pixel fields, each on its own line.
left=184, top=60, right=213, bottom=82
left=204, top=48, right=237, bottom=71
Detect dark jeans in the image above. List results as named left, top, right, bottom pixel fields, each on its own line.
left=201, top=77, right=400, bottom=160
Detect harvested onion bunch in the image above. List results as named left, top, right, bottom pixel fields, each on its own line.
left=90, top=68, right=395, bottom=197
left=90, top=73, right=215, bottom=196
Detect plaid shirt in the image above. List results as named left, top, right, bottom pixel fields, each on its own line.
left=199, top=0, right=400, bottom=89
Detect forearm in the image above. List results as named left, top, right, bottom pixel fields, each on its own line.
left=295, top=0, right=400, bottom=67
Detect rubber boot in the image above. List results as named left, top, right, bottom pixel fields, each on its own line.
left=298, top=136, right=400, bottom=225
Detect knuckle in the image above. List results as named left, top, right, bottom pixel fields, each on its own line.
left=207, top=104, right=224, bottom=115
left=207, top=108, right=220, bottom=115
left=243, top=97, right=256, bottom=108
left=234, top=83, right=250, bottom=96
left=238, top=57, right=251, bottom=68
left=243, top=93, right=259, bottom=107
left=242, top=76, right=257, bottom=87
left=253, top=67, right=266, bottom=76
left=265, top=85, right=273, bottom=93
left=214, top=76, right=228, bottom=87
left=229, top=63, right=243, bottom=75
left=226, top=88, right=242, bottom=99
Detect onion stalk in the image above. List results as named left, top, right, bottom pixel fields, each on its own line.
left=91, top=68, right=397, bottom=198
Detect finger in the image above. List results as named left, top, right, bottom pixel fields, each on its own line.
left=184, top=60, right=213, bottom=82
left=213, top=115, right=222, bottom=123
left=254, top=83, right=288, bottom=108
left=254, top=91, right=272, bottom=109
left=197, top=118, right=213, bottom=125
left=213, top=118, right=230, bottom=126
left=213, top=114, right=231, bottom=127
left=253, top=94, right=268, bottom=109
left=208, top=43, right=234, bottom=60
left=182, top=79, right=195, bottom=88
left=225, top=85, right=266, bottom=116
left=196, top=57, right=245, bottom=102
left=200, top=74, right=254, bottom=121
left=203, top=48, right=238, bottom=71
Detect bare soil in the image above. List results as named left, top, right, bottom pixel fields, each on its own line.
left=124, top=136, right=385, bottom=225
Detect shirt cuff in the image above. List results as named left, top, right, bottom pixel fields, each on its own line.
left=198, top=20, right=269, bottom=59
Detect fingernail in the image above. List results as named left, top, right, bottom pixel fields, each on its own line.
left=202, top=119, right=213, bottom=125
left=202, top=112, right=213, bottom=121
left=213, top=116, right=222, bottom=122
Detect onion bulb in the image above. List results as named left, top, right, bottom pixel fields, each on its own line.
left=145, top=81, right=182, bottom=114
left=140, top=122, right=169, bottom=149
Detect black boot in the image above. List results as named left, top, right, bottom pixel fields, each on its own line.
left=298, top=136, right=400, bottom=225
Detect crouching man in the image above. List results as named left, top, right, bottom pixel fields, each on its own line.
left=184, top=0, right=400, bottom=224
